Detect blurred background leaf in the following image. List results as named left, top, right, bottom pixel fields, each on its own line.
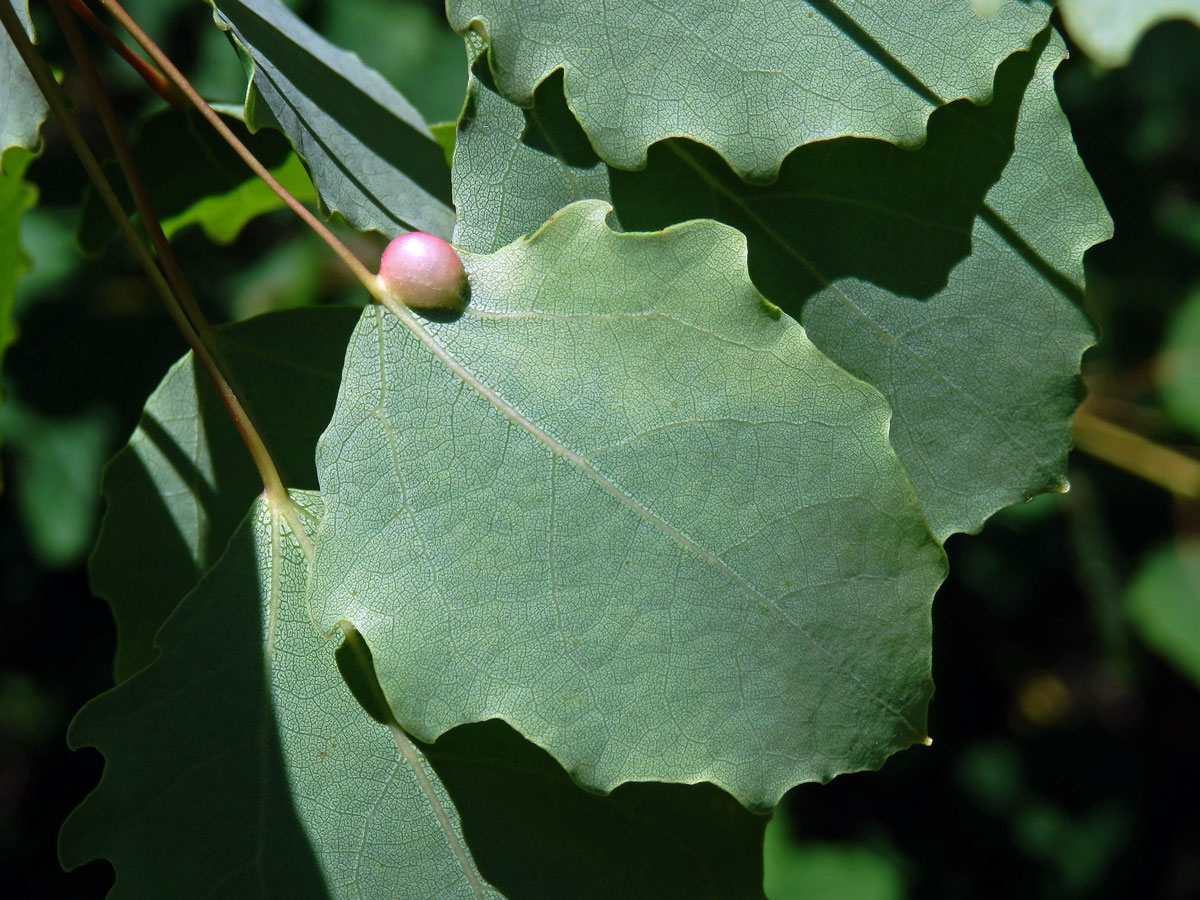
left=1059, top=0, right=1200, bottom=68
left=75, top=107, right=316, bottom=254
left=762, top=808, right=905, bottom=900
left=1160, top=285, right=1200, bottom=436
left=1124, top=541, right=1200, bottom=689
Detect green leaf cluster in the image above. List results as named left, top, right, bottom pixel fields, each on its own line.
left=0, top=0, right=1118, bottom=895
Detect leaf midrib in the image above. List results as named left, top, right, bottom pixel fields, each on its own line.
left=369, top=297, right=922, bottom=736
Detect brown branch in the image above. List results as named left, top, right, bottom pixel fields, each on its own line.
left=1074, top=406, right=1200, bottom=500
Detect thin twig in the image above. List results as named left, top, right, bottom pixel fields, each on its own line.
left=1, top=0, right=290, bottom=509
left=66, top=0, right=178, bottom=106
left=1074, top=406, right=1200, bottom=500
left=94, top=0, right=381, bottom=297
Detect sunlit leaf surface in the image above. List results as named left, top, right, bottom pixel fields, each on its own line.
left=312, top=201, right=945, bottom=810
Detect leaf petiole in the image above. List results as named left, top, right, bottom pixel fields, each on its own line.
left=65, top=0, right=178, bottom=106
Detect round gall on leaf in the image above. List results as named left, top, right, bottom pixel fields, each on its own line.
left=377, top=232, right=468, bottom=312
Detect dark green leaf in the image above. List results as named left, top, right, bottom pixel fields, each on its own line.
left=209, top=0, right=455, bottom=238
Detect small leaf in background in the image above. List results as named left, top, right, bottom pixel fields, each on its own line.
left=0, top=399, right=113, bottom=567
left=159, top=151, right=316, bottom=245
left=1160, top=284, right=1200, bottom=437
left=0, top=146, right=36, bottom=418
left=1125, top=540, right=1200, bottom=689
left=0, top=0, right=47, bottom=156
left=90, top=308, right=358, bottom=681
left=209, top=0, right=455, bottom=238
left=312, top=200, right=945, bottom=810
left=762, top=808, right=904, bottom=900
left=447, top=0, right=1048, bottom=180
left=75, top=107, right=303, bottom=256
left=1059, top=0, right=1200, bottom=68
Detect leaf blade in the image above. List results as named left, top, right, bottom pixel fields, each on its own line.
left=63, top=492, right=502, bottom=899
left=447, top=0, right=1050, bottom=180
left=451, top=27, right=1112, bottom=539
left=312, top=201, right=945, bottom=809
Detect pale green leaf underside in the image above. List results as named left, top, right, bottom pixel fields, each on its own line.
left=208, top=0, right=455, bottom=238
left=1060, top=0, right=1200, bottom=67
left=447, top=0, right=1049, bottom=181
left=1, top=1, right=46, bottom=157
left=803, top=32, right=1106, bottom=537
left=452, top=33, right=610, bottom=255
left=63, top=492, right=500, bottom=899
left=451, top=27, right=1110, bottom=540
left=312, top=200, right=945, bottom=810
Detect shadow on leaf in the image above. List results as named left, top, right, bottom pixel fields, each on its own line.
left=457, top=28, right=1052, bottom=315
left=611, top=27, right=1051, bottom=313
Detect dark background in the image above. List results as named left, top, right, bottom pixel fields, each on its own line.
left=3, top=2, right=1198, bottom=897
